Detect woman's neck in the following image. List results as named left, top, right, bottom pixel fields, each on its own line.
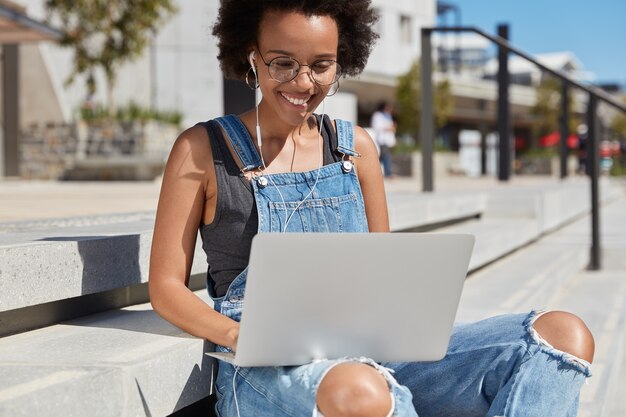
left=254, top=101, right=317, bottom=143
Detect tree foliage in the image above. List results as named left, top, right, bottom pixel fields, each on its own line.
left=46, top=0, right=177, bottom=112
left=395, top=59, right=454, bottom=142
left=530, top=75, right=577, bottom=139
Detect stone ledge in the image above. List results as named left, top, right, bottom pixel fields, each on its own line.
left=0, top=292, right=215, bottom=417
left=0, top=224, right=207, bottom=313
left=387, top=191, right=486, bottom=231
left=0, top=193, right=487, bottom=313
left=438, top=218, right=541, bottom=271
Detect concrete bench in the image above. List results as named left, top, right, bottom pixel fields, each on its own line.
left=63, top=156, right=165, bottom=181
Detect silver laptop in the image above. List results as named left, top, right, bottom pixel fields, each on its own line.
left=206, top=232, right=474, bottom=367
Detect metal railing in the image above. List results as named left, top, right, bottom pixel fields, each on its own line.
left=420, top=26, right=626, bottom=270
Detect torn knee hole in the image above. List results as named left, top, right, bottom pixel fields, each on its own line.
left=316, top=360, right=396, bottom=417
left=530, top=310, right=595, bottom=365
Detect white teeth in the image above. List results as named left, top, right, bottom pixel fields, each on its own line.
left=282, top=93, right=309, bottom=106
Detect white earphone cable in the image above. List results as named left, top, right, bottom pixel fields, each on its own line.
left=280, top=100, right=325, bottom=232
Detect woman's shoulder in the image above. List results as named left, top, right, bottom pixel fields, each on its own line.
left=165, top=123, right=214, bottom=178
left=353, top=124, right=377, bottom=157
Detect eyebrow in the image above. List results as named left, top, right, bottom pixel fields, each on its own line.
left=266, top=49, right=337, bottom=59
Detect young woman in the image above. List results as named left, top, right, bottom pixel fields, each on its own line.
left=149, top=1, right=595, bottom=416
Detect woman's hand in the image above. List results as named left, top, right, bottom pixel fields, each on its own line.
left=226, top=323, right=240, bottom=352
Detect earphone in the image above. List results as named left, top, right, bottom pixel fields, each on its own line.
left=249, top=50, right=263, bottom=149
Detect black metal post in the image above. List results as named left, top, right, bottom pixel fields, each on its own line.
left=2, top=44, right=20, bottom=178
left=420, top=28, right=434, bottom=192
left=497, top=24, right=511, bottom=181
left=587, top=93, right=601, bottom=270
left=560, top=80, right=569, bottom=179
left=480, top=122, right=487, bottom=175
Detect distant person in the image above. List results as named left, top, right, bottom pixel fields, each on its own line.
left=371, top=101, right=397, bottom=178
left=577, top=124, right=589, bottom=175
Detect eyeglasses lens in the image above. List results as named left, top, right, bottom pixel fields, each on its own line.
left=268, top=57, right=340, bottom=85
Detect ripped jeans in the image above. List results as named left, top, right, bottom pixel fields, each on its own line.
left=213, top=311, right=591, bottom=417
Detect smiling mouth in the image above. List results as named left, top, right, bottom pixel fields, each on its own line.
left=280, top=92, right=311, bottom=107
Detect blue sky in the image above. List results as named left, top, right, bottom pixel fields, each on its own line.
left=440, top=0, right=626, bottom=85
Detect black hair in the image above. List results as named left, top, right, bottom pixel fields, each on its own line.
left=212, top=0, right=379, bottom=80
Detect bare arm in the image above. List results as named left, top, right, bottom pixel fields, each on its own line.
left=353, top=126, right=390, bottom=232
left=149, top=126, right=239, bottom=349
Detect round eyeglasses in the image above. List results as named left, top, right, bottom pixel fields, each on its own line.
left=257, top=50, right=342, bottom=86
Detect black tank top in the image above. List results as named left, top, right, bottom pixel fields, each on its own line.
left=198, top=115, right=343, bottom=297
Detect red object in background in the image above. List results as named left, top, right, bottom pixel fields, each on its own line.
left=514, top=137, right=527, bottom=151
left=539, top=131, right=579, bottom=149
left=600, top=142, right=612, bottom=158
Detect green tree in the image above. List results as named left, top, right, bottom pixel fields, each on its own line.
left=395, top=59, right=454, bottom=144
left=46, top=0, right=177, bottom=115
left=530, top=75, right=578, bottom=142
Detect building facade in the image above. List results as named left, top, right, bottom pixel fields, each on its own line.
left=15, top=0, right=436, bottom=129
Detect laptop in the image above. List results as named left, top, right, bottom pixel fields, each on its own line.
left=206, top=232, right=474, bottom=367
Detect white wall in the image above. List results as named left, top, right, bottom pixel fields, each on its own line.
left=18, top=0, right=223, bottom=127
left=152, top=1, right=223, bottom=126
left=367, top=0, right=436, bottom=77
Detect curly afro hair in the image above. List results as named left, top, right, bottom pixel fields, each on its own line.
left=212, top=0, right=379, bottom=80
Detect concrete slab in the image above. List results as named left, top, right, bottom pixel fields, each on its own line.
left=0, top=214, right=208, bottom=312
left=457, top=196, right=626, bottom=416
left=387, top=190, right=486, bottom=231
left=0, top=190, right=487, bottom=312
left=0, top=292, right=215, bottom=417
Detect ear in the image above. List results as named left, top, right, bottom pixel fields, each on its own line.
left=248, top=50, right=256, bottom=67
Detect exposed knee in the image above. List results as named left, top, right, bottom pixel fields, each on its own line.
left=532, top=311, right=595, bottom=364
left=316, top=362, right=392, bottom=417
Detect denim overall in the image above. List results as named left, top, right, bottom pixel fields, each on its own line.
left=207, top=115, right=591, bottom=417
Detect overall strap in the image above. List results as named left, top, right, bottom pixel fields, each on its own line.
left=335, top=119, right=361, bottom=158
left=214, top=115, right=263, bottom=171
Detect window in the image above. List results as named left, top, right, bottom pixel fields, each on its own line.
left=399, top=15, right=412, bottom=44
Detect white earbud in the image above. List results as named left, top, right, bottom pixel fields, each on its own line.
left=248, top=50, right=262, bottom=148
left=248, top=51, right=256, bottom=75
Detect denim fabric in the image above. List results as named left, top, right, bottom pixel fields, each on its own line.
left=207, top=116, right=590, bottom=416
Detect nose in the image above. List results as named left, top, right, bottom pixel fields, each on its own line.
left=293, top=65, right=316, bottom=88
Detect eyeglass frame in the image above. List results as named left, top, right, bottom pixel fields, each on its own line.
left=254, top=47, right=342, bottom=86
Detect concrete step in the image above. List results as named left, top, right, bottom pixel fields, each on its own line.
left=386, top=190, right=486, bottom=231
left=0, top=291, right=215, bottom=417
left=547, top=197, right=626, bottom=417
left=0, top=212, right=208, bottom=314
left=548, top=270, right=626, bottom=417
left=0, top=190, right=489, bottom=315
left=457, top=196, right=626, bottom=416
left=436, top=217, right=541, bottom=272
